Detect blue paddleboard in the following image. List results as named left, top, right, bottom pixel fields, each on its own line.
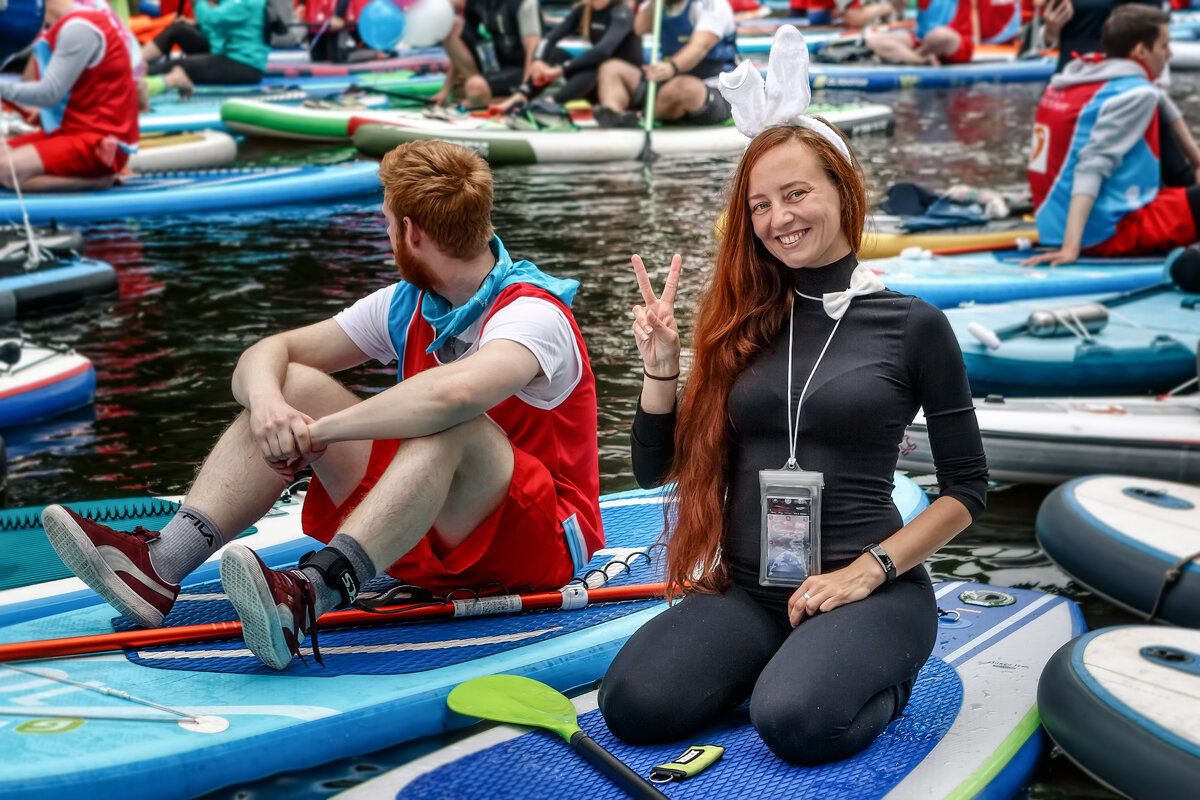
left=807, top=54, right=1056, bottom=91
left=0, top=255, right=117, bottom=320
left=868, top=249, right=1168, bottom=308
left=335, top=582, right=1085, bottom=800
left=0, top=162, right=382, bottom=225
left=0, top=477, right=926, bottom=799
left=944, top=286, right=1200, bottom=396
left=1037, top=475, right=1200, bottom=628
left=1038, top=626, right=1200, bottom=799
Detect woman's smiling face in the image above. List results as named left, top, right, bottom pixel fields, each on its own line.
left=747, top=139, right=852, bottom=269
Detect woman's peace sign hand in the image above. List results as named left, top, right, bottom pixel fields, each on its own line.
left=631, top=253, right=682, bottom=379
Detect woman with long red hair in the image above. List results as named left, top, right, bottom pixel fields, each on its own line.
left=598, top=118, right=988, bottom=764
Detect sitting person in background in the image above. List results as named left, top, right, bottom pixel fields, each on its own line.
left=304, top=0, right=383, bottom=63
left=433, top=0, right=543, bottom=108
left=141, top=0, right=268, bottom=96
left=593, top=0, right=738, bottom=128
left=1025, top=4, right=1200, bottom=264
left=1038, top=0, right=1158, bottom=72
left=805, top=0, right=908, bottom=28
left=490, top=0, right=642, bottom=116
left=866, top=0, right=1020, bottom=66
left=0, top=0, right=139, bottom=192
left=1028, top=5, right=1200, bottom=263
left=1036, top=0, right=1194, bottom=184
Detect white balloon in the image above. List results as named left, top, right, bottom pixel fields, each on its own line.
left=402, top=0, right=456, bottom=49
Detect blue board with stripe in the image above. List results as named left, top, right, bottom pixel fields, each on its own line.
left=865, top=249, right=1168, bottom=309
left=337, top=582, right=1086, bottom=800
left=807, top=56, right=1056, bottom=91
left=0, top=478, right=925, bottom=799
left=0, top=163, right=381, bottom=225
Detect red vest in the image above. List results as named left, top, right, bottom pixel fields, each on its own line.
left=399, top=283, right=605, bottom=563
left=40, top=8, right=138, bottom=145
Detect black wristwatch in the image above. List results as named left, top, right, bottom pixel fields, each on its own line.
left=863, top=543, right=897, bottom=584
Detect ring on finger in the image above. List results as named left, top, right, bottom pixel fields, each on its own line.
left=802, top=592, right=812, bottom=601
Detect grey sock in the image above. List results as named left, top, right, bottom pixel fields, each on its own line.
left=301, top=533, right=377, bottom=618
left=149, top=505, right=225, bottom=584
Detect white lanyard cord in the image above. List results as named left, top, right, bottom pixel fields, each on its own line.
left=786, top=292, right=842, bottom=469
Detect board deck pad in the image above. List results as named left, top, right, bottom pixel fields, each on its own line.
left=0, top=480, right=925, bottom=799
left=401, top=659, right=961, bottom=800
left=340, top=582, right=1085, bottom=800
left=0, top=498, right=193, bottom=592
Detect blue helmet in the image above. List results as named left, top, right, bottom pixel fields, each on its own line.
left=0, top=0, right=46, bottom=66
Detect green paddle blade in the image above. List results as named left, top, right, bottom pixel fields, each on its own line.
left=448, top=674, right=581, bottom=743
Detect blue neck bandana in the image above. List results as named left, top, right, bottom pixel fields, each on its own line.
left=420, top=235, right=579, bottom=354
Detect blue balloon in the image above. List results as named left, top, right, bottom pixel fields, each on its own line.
left=0, top=0, right=45, bottom=66
left=358, top=0, right=406, bottom=52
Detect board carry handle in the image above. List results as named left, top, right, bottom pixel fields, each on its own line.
left=570, top=730, right=671, bottom=800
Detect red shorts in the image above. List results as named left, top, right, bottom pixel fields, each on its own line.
left=8, top=129, right=129, bottom=177
left=911, top=29, right=975, bottom=65
left=1085, top=187, right=1199, bottom=257
left=301, top=438, right=575, bottom=595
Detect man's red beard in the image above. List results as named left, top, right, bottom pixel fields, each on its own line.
left=394, top=233, right=439, bottom=293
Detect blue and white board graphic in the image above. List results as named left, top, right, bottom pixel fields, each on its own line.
left=0, top=479, right=925, bottom=798
left=0, top=477, right=925, bottom=800
left=336, top=582, right=1085, bottom=800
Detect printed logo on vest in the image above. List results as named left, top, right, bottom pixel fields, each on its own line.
left=1029, top=124, right=1049, bottom=173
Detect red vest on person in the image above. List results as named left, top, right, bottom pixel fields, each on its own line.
left=305, top=0, right=371, bottom=26
left=39, top=7, right=138, bottom=145
left=398, top=283, right=605, bottom=567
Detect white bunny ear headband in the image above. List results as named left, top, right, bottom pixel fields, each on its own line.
left=718, top=25, right=853, bottom=164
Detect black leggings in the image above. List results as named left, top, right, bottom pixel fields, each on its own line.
left=514, top=46, right=602, bottom=105
left=598, top=569, right=937, bottom=766
left=148, top=21, right=263, bottom=85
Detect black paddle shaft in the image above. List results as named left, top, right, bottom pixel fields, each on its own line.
left=570, top=730, right=670, bottom=800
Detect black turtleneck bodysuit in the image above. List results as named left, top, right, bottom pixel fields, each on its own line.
left=600, top=252, right=988, bottom=766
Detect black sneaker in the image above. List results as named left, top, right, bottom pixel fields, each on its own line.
left=593, top=106, right=640, bottom=129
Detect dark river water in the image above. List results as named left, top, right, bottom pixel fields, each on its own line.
left=7, top=77, right=1200, bottom=798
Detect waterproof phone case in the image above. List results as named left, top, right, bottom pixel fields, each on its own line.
left=759, top=468, right=823, bottom=587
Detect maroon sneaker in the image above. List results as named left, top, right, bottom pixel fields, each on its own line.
left=220, top=544, right=321, bottom=670
left=41, top=504, right=180, bottom=628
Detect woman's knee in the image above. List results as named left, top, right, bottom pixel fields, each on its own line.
left=597, top=670, right=685, bottom=745
left=750, top=682, right=896, bottom=766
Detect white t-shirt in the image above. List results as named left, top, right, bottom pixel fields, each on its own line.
left=334, top=285, right=583, bottom=409
left=639, top=0, right=736, bottom=41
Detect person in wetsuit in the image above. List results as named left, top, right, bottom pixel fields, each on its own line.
left=598, top=119, right=987, bottom=763
left=491, top=0, right=643, bottom=114
left=435, top=0, right=544, bottom=107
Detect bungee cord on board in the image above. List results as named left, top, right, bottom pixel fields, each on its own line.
left=0, top=116, right=43, bottom=271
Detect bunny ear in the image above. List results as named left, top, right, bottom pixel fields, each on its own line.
left=763, top=25, right=813, bottom=127
left=718, top=59, right=768, bottom=139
